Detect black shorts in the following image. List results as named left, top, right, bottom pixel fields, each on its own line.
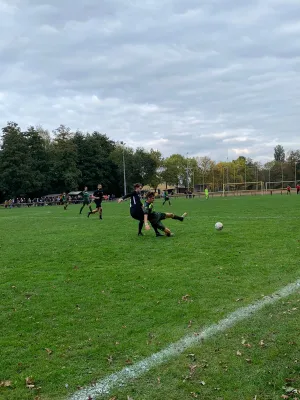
left=130, top=208, right=144, bottom=221
left=94, top=201, right=102, bottom=208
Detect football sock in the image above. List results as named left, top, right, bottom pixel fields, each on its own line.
left=138, top=220, right=143, bottom=234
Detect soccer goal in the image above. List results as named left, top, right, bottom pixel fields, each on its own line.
left=265, top=180, right=295, bottom=190
left=222, top=182, right=264, bottom=196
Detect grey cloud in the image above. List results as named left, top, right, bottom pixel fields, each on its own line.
left=1, top=0, right=300, bottom=162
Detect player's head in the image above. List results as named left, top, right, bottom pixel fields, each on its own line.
left=146, top=192, right=155, bottom=203
left=134, top=183, right=143, bottom=192
left=84, top=186, right=88, bottom=191
left=97, top=184, right=102, bottom=189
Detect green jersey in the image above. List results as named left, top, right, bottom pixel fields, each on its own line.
left=82, top=191, right=90, bottom=202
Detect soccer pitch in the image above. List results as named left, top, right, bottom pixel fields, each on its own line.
left=1, top=195, right=300, bottom=400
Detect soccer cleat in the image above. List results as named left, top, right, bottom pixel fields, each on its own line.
left=138, top=232, right=144, bottom=236
left=99, top=215, right=103, bottom=220
left=156, top=232, right=164, bottom=237
left=87, top=212, right=91, bottom=218
left=166, top=232, right=175, bottom=237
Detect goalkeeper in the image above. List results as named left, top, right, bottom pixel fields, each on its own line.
left=144, top=192, right=187, bottom=236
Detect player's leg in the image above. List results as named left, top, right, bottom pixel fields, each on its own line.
left=164, top=212, right=187, bottom=221
left=156, top=220, right=173, bottom=237
left=149, top=220, right=164, bottom=237
left=131, top=210, right=144, bottom=235
left=99, top=205, right=103, bottom=219
left=79, top=202, right=85, bottom=214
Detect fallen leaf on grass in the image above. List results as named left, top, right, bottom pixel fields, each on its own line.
left=157, top=377, right=161, bottom=384
left=189, top=364, right=198, bottom=376
left=0, top=380, right=12, bottom=387
left=188, top=320, right=193, bottom=328
left=127, top=396, right=134, bottom=400
left=125, top=359, right=133, bottom=365
left=182, top=294, right=190, bottom=302
left=236, top=351, right=242, bottom=356
left=45, top=348, right=53, bottom=355
left=259, top=340, right=265, bottom=347
left=107, top=355, right=113, bottom=364
left=246, top=359, right=252, bottom=364
left=190, top=392, right=198, bottom=398
left=25, top=377, right=35, bottom=388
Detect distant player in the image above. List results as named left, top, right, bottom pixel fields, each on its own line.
left=79, top=186, right=92, bottom=214
left=204, top=186, right=209, bottom=200
left=296, top=184, right=300, bottom=194
left=118, top=183, right=162, bottom=236
left=88, top=184, right=103, bottom=219
left=62, top=192, right=69, bottom=210
left=144, top=192, right=187, bottom=236
left=162, top=190, right=171, bottom=206
left=286, top=185, right=291, bottom=195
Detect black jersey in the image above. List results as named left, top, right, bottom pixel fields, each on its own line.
left=122, top=191, right=143, bottom=211
left=93, top=189, right=103, bottom=202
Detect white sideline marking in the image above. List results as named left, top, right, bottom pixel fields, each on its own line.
left=69, top=279, right=300, bottom=400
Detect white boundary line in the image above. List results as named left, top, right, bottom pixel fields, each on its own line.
left=69, top=279, right=300, bottom=400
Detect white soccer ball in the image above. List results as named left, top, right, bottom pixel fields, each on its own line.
left=215, top=222, right=223, bottom=231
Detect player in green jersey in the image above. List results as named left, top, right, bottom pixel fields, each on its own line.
left=144, top=192, right=187, bottom=236
left=79, top=186, right=92, bottom=214
left=62, top=192, right=69, bottom=210
left=162, top=190, right=171, bottom=206
left=204, top=186, right=209, bottom=200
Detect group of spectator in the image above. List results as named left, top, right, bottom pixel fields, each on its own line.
left=2, top=193, right=117, bottom=208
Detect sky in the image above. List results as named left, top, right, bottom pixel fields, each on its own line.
left=1, top=0, right=300, bottom=162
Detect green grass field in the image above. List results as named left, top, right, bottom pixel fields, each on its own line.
left=1, top=195, right=300, bottom=400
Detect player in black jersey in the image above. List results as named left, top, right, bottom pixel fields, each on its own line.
left=88, top=184, right=103, bottom=219
left=118, top=183, right=163, bottom=236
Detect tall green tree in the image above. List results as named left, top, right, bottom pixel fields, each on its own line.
left=274, top=145, right=285, bottom=162
left=49, top=125, right=81, bottom=192
left=0, top=122, right=33, bottom=197
left=161, top=154, right=186, bottom=188
left=24, top=126, right=50, bottom=195
left=72, top=131, right=119, bottom=194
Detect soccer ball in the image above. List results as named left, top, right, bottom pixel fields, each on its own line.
left=215, top=222, right=223, bottom=231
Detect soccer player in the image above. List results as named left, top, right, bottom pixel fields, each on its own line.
left=88, top=184, right=103, bottom=219
left=118, top=183, right=145, bottom=236
left=296, top=184, right=300, bottom=194
left=162, top=190, right=171, bottom=206
left=79, top=186, right=92, bottom=214
left=286, top=185, right=291, bottom=195
left=204, top=186, right=209, bottom=200
left=62, top=192, right=69, bottom=210
left=144, top=192, right=187, bottom=236
left=118, top=183, right=162, bottom=236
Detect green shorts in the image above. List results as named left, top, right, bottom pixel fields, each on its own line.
left=149, top=212, right=166, bottom=230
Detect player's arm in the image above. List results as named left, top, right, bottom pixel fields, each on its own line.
left=143, top=205, right=151, bottom=230
left=118, top=192, right=133, bottom=203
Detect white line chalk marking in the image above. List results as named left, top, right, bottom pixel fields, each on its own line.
left=69, top=279, right=300, bottom=400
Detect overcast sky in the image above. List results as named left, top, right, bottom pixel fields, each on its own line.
left=1, top=0, right=300, bottom=162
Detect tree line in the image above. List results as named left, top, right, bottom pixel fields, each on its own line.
left=0, top=122, right=299, bottom=200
